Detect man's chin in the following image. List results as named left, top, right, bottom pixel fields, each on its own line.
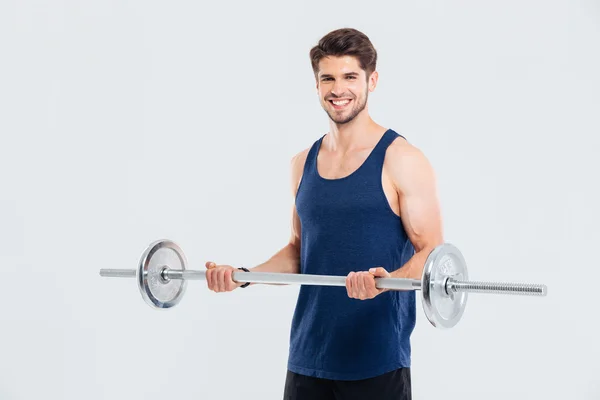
left=330, top=116, right=354, bottom=125
left=326, top=111, right=356, bottom=125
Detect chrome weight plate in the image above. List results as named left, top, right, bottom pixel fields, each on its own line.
left=422, top=243, right=468, bottom=328
left=137, top=239, right=187, bottom=309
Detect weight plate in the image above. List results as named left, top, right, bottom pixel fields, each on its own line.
left=421, top=243, right=468, bottom=328
left=137, top=239, right=187, bottom=309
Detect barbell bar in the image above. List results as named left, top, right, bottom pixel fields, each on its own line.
left=99, top=239, right=547, bottom=328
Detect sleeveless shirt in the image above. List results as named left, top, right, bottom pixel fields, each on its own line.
left=287, top=128, right=416, bottom=381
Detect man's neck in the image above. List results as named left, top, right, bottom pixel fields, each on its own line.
left=325, top=116, right=386, bottom=153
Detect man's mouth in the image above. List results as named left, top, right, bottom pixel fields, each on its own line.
left=329, top=99, right=352, bottom=110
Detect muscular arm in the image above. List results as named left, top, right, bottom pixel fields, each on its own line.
left=387, top=143, right=444, bottom=280
left=246, top=149, right=308, bottom=282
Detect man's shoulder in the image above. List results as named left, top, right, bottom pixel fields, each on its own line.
left=291, top=133, right=324, bottom=170
left=291, top=147, right=311, bottom=166
left=385, top=137, right=435, bottom=191
left=386, top=134, right=423, bottom=160
left=289, top=141, right=316, bottom=195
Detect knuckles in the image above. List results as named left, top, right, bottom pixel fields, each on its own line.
left=346, top=271, right=376, bottom=300
left=207, top=266, right=236, bottom=292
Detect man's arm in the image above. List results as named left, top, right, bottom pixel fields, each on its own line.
left=205, top=149, right=308, bottom=292
left=245, top=148, right=309, bottom=283
left=387, top=142, right=444, bottom=280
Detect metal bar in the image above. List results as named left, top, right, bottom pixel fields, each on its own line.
left=99, top=269, right=136, bottom=278
left=99, top=268, right=422, bottom=290
left=169, top=270, right=422, bottom=291
left=447, top=280, right=547, bottom=296
left=98, top=269, right=547, bottom=296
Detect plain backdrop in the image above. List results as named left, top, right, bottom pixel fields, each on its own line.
left=1, top=1, right=599, bottom=399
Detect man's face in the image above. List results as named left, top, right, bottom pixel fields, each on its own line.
left=316, top=55, right=377, bottom=125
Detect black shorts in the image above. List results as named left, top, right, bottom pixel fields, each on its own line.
left=283, top=368, right=411, bottom=400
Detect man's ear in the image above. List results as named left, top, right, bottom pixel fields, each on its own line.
left=369, top=71, right=379, bottom=92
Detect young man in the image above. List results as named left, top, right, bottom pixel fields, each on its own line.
left=205, top=28, right=444, bottom=400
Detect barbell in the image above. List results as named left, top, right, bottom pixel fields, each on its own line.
left=99, top=239, right=547, bottom=328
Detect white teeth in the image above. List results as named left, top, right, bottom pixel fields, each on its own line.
left=332, top=100, right=350, bottom=106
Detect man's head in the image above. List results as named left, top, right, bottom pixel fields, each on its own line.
left=309, top=28, right=378, bottom=125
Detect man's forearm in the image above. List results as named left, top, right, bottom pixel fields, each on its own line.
left=246, top=243, right=301, bottom=286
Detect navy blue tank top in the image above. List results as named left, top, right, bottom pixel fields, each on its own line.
left=287, top=128, right=416, bottom=381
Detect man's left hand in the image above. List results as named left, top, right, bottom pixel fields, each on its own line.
left=346, top=267, right=391, bottom=300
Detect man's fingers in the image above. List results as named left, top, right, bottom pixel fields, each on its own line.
left=206, top=269, right=213, bottom=290
left=358, top=272, right=368, bottom=299
left=347, top=271, right=385, bottom=299
left=361, top=271, right=373, bottom=297
left=346, top=272, right=354, bottom=298
left=352, top=272, right=360, bottom=298
left=218, top=269, right=226, bottom=292
left=225, top=269, right=235, bottom=290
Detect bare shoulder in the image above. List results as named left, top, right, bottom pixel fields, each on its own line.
left=385, top=137, right=437, bottom=194
left=290, top=147, right=311, bottom=196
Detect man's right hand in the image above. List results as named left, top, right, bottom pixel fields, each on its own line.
left=205, top=262, right=245, bottom=292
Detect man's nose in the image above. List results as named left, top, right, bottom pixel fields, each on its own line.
left=331, top=80, right=347, bottom=97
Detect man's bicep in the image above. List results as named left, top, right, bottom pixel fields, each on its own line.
left=396, top=148, right=444, bottom=252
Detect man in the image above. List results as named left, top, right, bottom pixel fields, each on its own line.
left=205, top=27, right=443, bottom=399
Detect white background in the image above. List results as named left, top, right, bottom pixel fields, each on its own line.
left=1, top=1, right=599, bottom=399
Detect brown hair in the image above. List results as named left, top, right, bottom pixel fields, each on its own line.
left=309, top=28, right=378, bottom=80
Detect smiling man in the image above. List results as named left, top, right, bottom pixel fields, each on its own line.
left=204, top=28, right=443, bottom=399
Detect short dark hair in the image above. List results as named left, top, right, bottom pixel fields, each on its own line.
left=309, top=28, right=378, bottom=80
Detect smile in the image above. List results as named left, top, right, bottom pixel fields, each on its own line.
left=329, top=99, right=352, bottom=109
